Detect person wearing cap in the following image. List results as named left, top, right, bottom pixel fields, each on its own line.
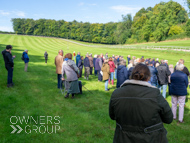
left=2, top=45, right=15, bottom=88
left=23, top=50, right=29, bottom=72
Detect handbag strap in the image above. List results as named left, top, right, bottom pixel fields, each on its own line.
left=66, top=61, right=79, bottom=76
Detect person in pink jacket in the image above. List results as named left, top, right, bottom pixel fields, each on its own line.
left=108, top=57, right=116, bottom=85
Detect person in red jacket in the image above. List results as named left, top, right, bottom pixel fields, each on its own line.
left=108, top=57, right=116, bottom=85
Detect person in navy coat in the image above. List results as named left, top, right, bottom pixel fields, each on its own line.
left=170, top=64, right=188, bottom=123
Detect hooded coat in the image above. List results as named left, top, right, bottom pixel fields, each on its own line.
left=109, top=80, right=173, bottom=143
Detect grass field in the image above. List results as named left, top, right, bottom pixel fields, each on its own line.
left=0, top=34, right=190, bottom=143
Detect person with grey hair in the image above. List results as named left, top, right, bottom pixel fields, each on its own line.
left=170, top=64, right=188, bottom=123
left=84, top=54, right=90, bottom=80
left=116, top=60, right=129, bottom=88
left=23, top=49, right=29, bottom=72
left=154, top=58, right=160, bottom=67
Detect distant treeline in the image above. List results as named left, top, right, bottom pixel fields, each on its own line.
left=0, top=31, right=15, bottom=34
left=12, top=1, right=190, bottom=44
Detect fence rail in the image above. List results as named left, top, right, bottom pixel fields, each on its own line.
left=63, top=39, right=190, bottom=52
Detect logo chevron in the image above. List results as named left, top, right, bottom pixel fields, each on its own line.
left=16, top=125, right=23, bottom=133
left=10, top=125, right=23, bottom=134
left=10, top=125, right=17, bottom=134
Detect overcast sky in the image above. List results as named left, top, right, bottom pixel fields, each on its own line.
left=0, top=0, right=186, bottom=32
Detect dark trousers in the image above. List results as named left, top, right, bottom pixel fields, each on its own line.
left=79, top=68, right=83, bottom=78
left=57, top=74, right=62, bottom=88
left=97, top=70, right=102, bottom=81
left=94, top=69, right=97, bottom=76
left=7, top=68, right=13, bottom=85
left=90, top=67, right=93, bottom=75
left=45, top=58, right=47, bottom=63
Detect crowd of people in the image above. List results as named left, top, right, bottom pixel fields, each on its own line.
left=2, top=45, right=190, bottom=142
left=53, top=50, right=189, bottom=142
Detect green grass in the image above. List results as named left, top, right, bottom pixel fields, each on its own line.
left=0, top=34, right=190, bottom=143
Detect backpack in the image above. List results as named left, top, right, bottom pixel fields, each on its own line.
left=21, top=53, right=25, bottom=61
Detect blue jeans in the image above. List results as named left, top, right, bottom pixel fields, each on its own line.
left=57, top=74, right=62, bottom=89
left=7, top=68, right=13, bottom=84
left=115, top=69, right=117, bottom=79
left=159, top=84, right=167, bottom=98
left=94, top=70, right=97, bottom=76
left=105, top=80, right=108, bottom=90
left=110, top=72, right=114, bottom=80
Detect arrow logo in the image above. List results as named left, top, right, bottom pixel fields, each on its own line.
left=10, top=125, right=23, bottom=134
left=16, top=125, right=23, bottom=133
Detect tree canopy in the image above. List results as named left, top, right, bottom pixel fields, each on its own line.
left=12, top=1, right=189, bottom=44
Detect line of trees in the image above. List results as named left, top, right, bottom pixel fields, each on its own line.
left=12, top=1, right=190, bottom=44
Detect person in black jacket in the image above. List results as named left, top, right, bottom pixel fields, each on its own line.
left=83, top=54, right=90, bottom=80
left=157, top=60, right=171, bottom=99
left=2, top=45, right=15, bottom=87
left=78, top=56, right=84, bottom=78
left=109, top=63, right=173, bottom=143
